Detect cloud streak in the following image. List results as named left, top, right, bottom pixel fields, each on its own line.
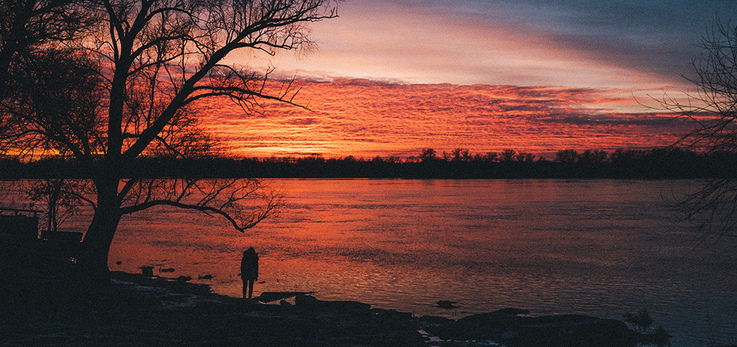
left=231, top=0, right=735, bottom=90
left=197, top=79, right=695, bottom=158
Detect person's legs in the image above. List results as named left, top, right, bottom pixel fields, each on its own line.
left=248, top=279, right=255, bottom=298
left=242, top=277, right=247, bottom=298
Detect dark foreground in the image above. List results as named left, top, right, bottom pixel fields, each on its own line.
left=0, top=264, right=681, bottom=347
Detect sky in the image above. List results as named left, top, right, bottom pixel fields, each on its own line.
left=200, top=80, right=693, bottom=158
left=212, top=0, right=737, bottom=158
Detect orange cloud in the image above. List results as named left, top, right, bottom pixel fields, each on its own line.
left=194, top=79, right=693, bottom=159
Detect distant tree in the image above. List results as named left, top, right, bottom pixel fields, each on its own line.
left=420, top=148, right=438, bottom=162
left=514, top=151, right=535, bottom=163
left=555, top=149, right=578, bottom=164
left=578, top=150, right=608, bottom=164
left=450, top=148, right=472, bottom=161
left=484, top=151, right=498, bottom=162
left=609, top=148, right=650, bottom=168
left=662, top=19, right=737, bottom=239
left=500, top=149, right=517, bottom=162
left=0, top=0, right=338, bottom=277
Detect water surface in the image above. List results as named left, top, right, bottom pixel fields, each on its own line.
left=10, top=179, right=737, bottom=346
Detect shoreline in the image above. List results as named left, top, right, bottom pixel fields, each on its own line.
left=2, top=148, right=734, bottom=180
left=1, top=270, right=675, bottom=346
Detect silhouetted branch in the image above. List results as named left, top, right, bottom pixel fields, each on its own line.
left=119, top=178, right=280, bottom=232
left=658, top=19, right=737, bottom=239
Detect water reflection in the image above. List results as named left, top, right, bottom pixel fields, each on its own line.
left=5, top=179, right=734, bottom=346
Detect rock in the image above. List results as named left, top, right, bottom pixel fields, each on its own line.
left=258, top=292, right=312, bottom=303
left=174, top=275, right=192, bottom=282
left=321, top=300, right=372, bottom=312
left=427, top=309, right=642, bottom=347
left=509, top=315, right=639, bottom=347
left=140, top=266, right=154, bottom=277
left=294, top=294, right=371, bottom=313
left=495, top=308, right=531, bottom=316
left=197, top=274, right=214, bottom=280
left=501, top=330, right=519, bottom=340
left=436, top=300, right=459, bottom=309
left=295, top=293, right=320, bottom=306
left=419, top=315, right=454, bottom=326
left=160, top=268, right=175, bottom=273
left=644, top=326, right=671, bottom=346
left=372, top=308, right=413, bottom=320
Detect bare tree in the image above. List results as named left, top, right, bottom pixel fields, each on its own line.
left=1, top=48, right=105, bottom=157
left=0, top=0, right=93, bottom=94
left=0, top=0, right=96, bottom=148
left=661, top=20, right=737, bottom=240
left=1, top=0, right=338, bottom=277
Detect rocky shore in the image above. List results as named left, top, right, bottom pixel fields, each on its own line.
left=0, top=268, right=678, bottom=347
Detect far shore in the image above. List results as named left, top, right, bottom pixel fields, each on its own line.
left=2, top=147, right=735, bottom=180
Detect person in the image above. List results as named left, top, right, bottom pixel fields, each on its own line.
left=240, top=247, right=259, bottom=299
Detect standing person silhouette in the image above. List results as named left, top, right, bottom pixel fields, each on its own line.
left=241, top=247, right=259, bottom=299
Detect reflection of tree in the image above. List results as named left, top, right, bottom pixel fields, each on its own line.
left=28, top=179, right=94, bottom=233
left=0, top=0, right=337, bottom=277
left=661, top=20, right=737, bottom=239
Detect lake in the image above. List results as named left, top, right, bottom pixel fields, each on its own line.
left=7, top=179, right=737, bottom=346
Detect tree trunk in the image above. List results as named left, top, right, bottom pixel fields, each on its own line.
left=78, top=176, right=121, bottom=278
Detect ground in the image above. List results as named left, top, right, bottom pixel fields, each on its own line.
left=0, top=250, right=671, bottom=347
left=1, top=269, right=426, bottom=346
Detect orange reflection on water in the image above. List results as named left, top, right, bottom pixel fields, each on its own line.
left=105, top=179, right=726, bottom=323
left=97, top=178, right=737, bottom=344
left=194, top=79, right=691, bottom=159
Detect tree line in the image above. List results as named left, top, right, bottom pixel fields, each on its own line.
left=2, top=147, right=735, bottom=179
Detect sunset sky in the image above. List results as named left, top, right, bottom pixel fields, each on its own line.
left=210, top=0, right=737, bottom=159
